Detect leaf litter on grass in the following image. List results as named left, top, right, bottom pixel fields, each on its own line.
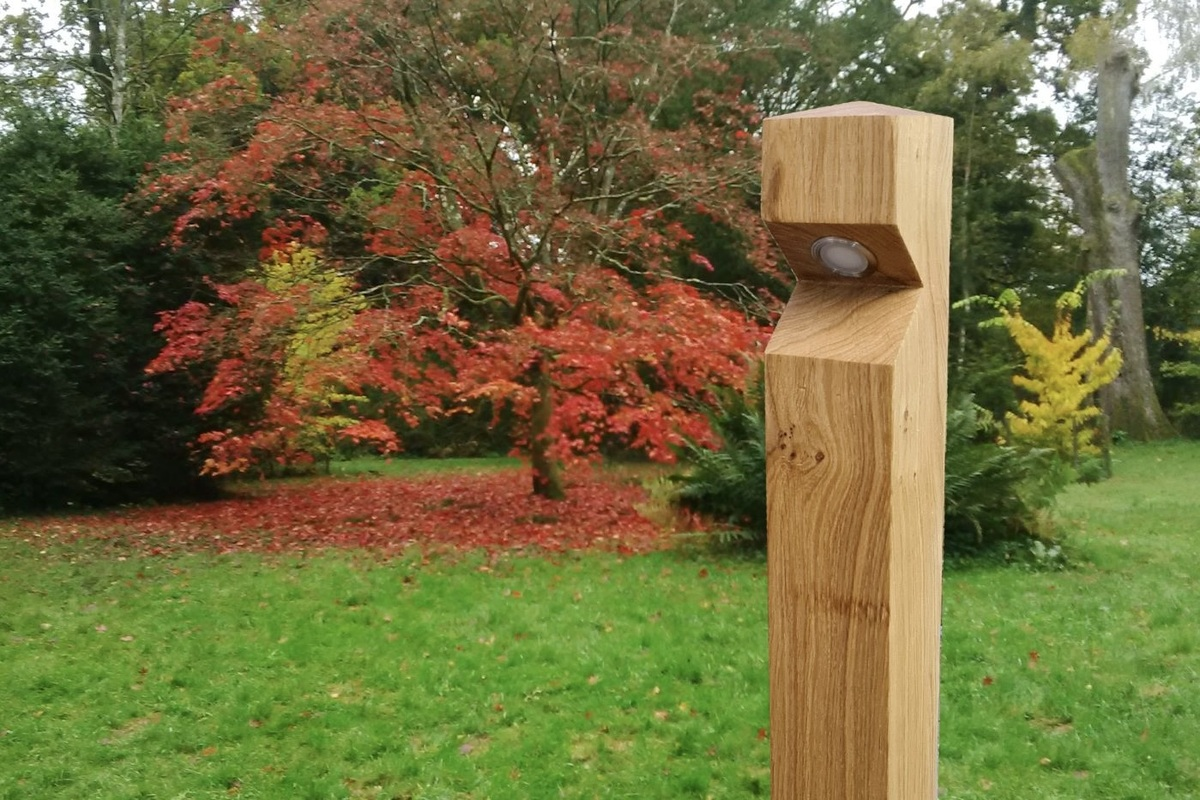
left=6, top=468, right=669, bottom=557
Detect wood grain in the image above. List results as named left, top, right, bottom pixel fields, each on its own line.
left=763, top=103, right=952, bottom=800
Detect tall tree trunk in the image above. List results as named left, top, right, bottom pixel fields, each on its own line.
left=83, top=0, right=114, bottom=117
left=529, top=355, right=565, bottom=500
left=81, top=0, right=128, bottom=138
left=1052, top=38, right=1173, bottom=440
left=111, top=0, right=128, bottom=134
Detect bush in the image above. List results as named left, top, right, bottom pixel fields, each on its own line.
left=0, top=112, right=211, bottom=512
left=671, top=383, right=1069, bottom=557
left=670, top=371, right=766, bottom=547
left=943, top=395, right=1068, bottom=556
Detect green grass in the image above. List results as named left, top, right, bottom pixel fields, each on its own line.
left=329, top=456, right=523, bottom=479
left=2, top=442, right=1198, bottom=798
left=939, top=440, right=1200, bottom=798
left=0, top=547, right=770, bottom=799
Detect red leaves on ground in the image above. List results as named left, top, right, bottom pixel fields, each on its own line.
left=9, top=469, right=667, bottom=557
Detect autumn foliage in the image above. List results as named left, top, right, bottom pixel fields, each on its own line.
left=1154, top=326, right=1200, bottom=435
left=970, top=277, right=1123, bottom=459
left=141, top=0, right=779, bottom=495
left=147, top=244, right=403, bottom=475
left=8, top=469, right=668, bottom=557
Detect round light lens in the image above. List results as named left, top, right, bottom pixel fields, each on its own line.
left=811, top=236, right=876, bottom=278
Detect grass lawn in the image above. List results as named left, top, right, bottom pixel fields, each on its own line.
left=939, top=440, right=1200, bottom=798
left=328, top=456, right=524, bottom=479
left=2, top=443, right=1198, bottom=798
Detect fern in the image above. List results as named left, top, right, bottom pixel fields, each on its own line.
left=672, top=385, right=1068, bottom=557
left=944, top=394, right=1068, bottom=555
left=671, top=368, right=767, bottom=546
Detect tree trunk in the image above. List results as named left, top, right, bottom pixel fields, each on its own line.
left=111, top=0, right=128, bottom=134
left=83, top=0, right=114, bottom=117
left=81, top=0, right=128, bottom=138
left=1052, top=38, right=1173, bottom=440
left=529, top=355, right=565, bottom=500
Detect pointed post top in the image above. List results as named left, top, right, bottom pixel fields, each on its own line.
left=769, top=101, right=931, bottom=120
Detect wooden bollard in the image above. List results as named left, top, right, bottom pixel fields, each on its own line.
left=761, top=102, right=953, bottom=798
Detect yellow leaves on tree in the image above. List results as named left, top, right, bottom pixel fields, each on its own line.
left=1153, top=326, right=1200, bottom=433
left=262, top=243, right=363, bottom=382
left=253, top=244, right=386, bottom=469
left=979, top=278, right=1123, bottom=459
left=1154, top=327, right=1200, bottom=348
left=259, top=245, right=372, bottom=462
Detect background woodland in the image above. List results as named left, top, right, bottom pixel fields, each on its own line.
left=2, top=0, right=1198, bottom=524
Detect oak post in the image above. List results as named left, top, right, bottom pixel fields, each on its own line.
left=761, top=102, right=953, bottom=799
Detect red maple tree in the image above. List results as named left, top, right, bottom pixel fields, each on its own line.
left=143, top=0, right=784, bottom=497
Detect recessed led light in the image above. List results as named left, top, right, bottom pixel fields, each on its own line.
left=811, top=236, right=877, bottom=278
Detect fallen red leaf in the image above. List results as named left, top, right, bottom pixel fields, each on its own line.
left=9, top=468, right=673, bottom=557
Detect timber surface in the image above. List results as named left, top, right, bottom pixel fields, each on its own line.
left=763, top=103, right=952, bottom=800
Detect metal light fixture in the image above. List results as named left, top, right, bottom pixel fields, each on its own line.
left=810, top=236, right=877, bottom=278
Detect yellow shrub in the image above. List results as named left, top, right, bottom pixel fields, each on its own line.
left=963, top=277, right=1123, bottom=460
